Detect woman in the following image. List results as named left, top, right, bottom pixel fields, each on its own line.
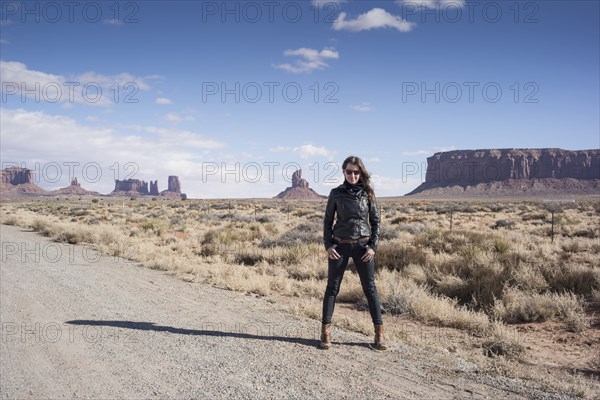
left=320, top=155, right=386, bottom=350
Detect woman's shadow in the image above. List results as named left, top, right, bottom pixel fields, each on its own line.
left=65, top=320, right=368, bottom=349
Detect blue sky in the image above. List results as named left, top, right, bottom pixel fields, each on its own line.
left=1, top=0, right=598, bottom=198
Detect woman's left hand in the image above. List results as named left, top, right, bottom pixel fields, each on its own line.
left=361, top=247, right=375, bottom=262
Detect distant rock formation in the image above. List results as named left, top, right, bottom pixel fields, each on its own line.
left=111, top=175, right=184, bottom=197
left=51, top=177, right=101, bottom=196
left=111, top=179, right=149, bottom=196
left=167, top=176, right=181, bottom=193
left=0, top=167, right=47, bottom=196
left=160, top=176, right=184, bottom=198
left=1, top=166, right=187, bottom=198
left=2, top=166, right=34, bottom=185
left=407, top=148, right=600, bottom=196
left=149, top=180, right=159, bottom=196
left=275, top=169, right=324, bottom=200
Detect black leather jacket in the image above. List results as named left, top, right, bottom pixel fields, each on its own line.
left=323, top=182, right=381, bottom=250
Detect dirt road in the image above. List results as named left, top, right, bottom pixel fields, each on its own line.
left=0, top=224, right=566, bottom=399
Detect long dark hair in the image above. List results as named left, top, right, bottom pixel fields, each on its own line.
left=342, top=155, right=375, bottom=203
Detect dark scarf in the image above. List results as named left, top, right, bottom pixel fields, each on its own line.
left=343, top=180, right=366, bottom=197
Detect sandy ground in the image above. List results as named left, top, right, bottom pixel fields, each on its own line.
left=0, top=224, right=576, bottom=399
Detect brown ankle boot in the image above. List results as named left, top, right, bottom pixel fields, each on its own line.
left=373, top=324, right=387, bottom=351
left=319, top=323, right=332, bottom=349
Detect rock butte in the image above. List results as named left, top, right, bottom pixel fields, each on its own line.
left=406, top=148, right=600, bottom=197
left=274, top=169, right=325, bottom=200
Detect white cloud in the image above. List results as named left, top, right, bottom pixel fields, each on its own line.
left=333, top=8, right=416, bottom=32
left=155, top=97, right=172, bottom=105
left=103, top=19, right=124, bottom=25
left=269, top=144, right=334, bottom=159
left=293, top=144, right=335, bottom=159
left=165, top=112, right=194, bottom=123
left=0, top=38, right=9, bottom=44
left=0, top=60, right=152, bottom=106
left=127, top=124, right=223, bottom=149
left=269, top=146, right=292, bottom=153
left=397, top=0, right=465, bottom=9
left=85, top=115, right=99, bottom=122
left=1, top=60, right=61, bottom=87
left=273, top=47, right=339, bottom=74
left=350, top=102, right=373, bottom=112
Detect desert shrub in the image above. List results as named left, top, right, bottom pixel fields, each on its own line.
left=561, top=241, right=581, bottom=253
left=482, top=337, right=525, bottom=359
left=570, top=229, right=599, bottom=239
left=390, top=216, right=408, bottom=224
left=378, top=225, right=398, bottom=241
left=380, top=278, right=423, bottom=315
left=398, top=222, right=427, bottom=235
left=69, top=207, right=89, bottom=217
left=149, top=210, right=168, bottom=218
left=496, top=249, right=529, bottom=270
left=279, top=244, right=311, bottom=266
left=542, top=263, right=597, bottom=294
left=592, top=287, right=600, bottom=304
left=292, top=208, right=312, bottom=217
left=203, top=223, right=263, bottom=246
left=492, top=238, right=510, bottom=254
left=210, top=202, right=233, bottom=211
left=493, top=219, right=516, bottom=230
left=234, top=252, right=265, bottom=266
left=401, top=264, right=428, bottom=285
left=457, top=244, right=484, bottom=265
left=222, top=213, right=255, bottom=223
left=446, top=230, right=488, bottom=252
left=493, top=289, right=589, bottom=331
left=260, top=221, right=320, bottom=247
left=434, top=205, right=456, bottom=215
left=256, top=215, right=276, bottom=223
left=376, top=243, right=427, bottom=271
left=465, top=260, right=507, bottom=308
left=432, top=274, right=470, bottom=302
left=412, top=229, right=438, bottom=247
left=381, top=276, right=490, bottom=333
left=493, top=289, right=558, bottom=323
left=30, top=218, right=54, bottom=236
left=285, top=259, right=326, bottom=281
left=140, top=220, right=163, bottom=236
left=2, top=215, right=19, bottom=225
left=542, top=202, right=565, bottom=214
left=553, top=292, right=590, bottom=332
left=163, top=236, right=177, bottom=245
left=521, top=213, right=546, bottom=222
left=510, top=263, right=549, bottom=292
left=488, top=204, right=508, bottom=213
left=196, top=243, right=218, bottom=257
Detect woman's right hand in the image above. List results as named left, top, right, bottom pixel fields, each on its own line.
left=327, top=246, right=341, bottom=260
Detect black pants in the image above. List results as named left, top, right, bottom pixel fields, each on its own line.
left=321, top=242, right=383, bottom=326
